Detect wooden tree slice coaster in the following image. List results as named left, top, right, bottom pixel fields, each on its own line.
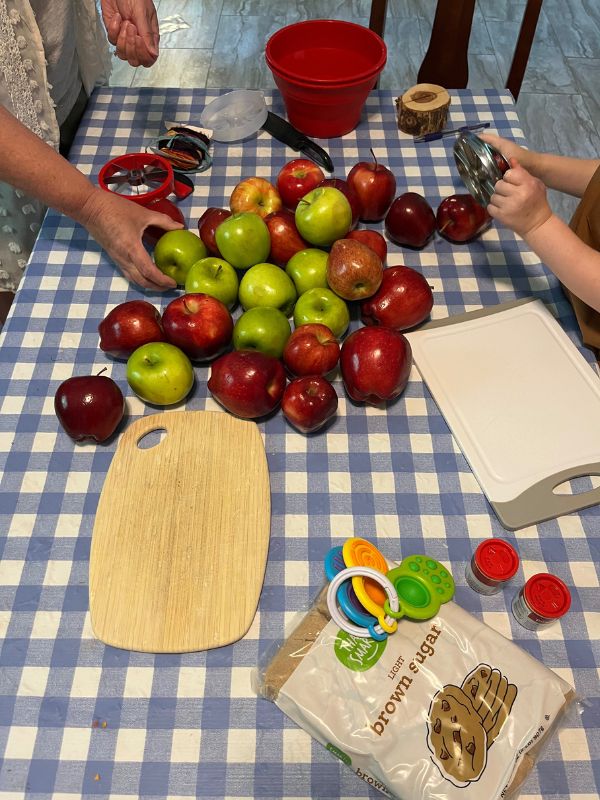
left=395, top=83, right=451, bottom=137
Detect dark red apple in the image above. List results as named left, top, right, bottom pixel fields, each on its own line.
left=264, top=209, right=309, bottom=267
left=99, top=300, right=166, bottom=359
left=208, top=350, right=286, bottom=419
left=346, top=229, right=387, bottom=263
left=347, top=153, right=396, bottom=222
left=197, top=207, right=231, bottom=256
left=385, top=193, right=436, bottom=248
left=144, top=198, right=186, bottom=247
left=360, top=265, right=433, bottom=331
left=283, top=323, right=340, bottom=377
left=54, top=372, right=125, bottom=443
left=436, top=194, right=492, bottom=243
left=340, top=326, right=412, bottom=404
left=277, top=158, right=325, bottom=210
left=318, top=177, right=362, bottom=229
left=326, top=238, right=383, bottom=301
left=162, top=293, right=233, bottom=361
left=282, top=376, right=338, bottom=433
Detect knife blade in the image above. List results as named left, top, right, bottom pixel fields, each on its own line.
left=262, top=111, right=334, bottom=173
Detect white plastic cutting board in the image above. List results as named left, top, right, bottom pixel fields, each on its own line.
left=406, top=298, right=600, bottom=529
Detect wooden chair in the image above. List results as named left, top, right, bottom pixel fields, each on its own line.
left=369, top=0, right=543, bottom=101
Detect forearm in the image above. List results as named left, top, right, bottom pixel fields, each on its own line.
left=524, top=150, right=600, bottom=198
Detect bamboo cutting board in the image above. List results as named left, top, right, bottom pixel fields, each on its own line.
left=89, top=411, right=271, bottom=653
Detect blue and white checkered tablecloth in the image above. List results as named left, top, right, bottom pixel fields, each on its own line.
left=0, top=88, right=598, bottom=800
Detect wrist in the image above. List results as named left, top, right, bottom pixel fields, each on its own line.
left=70, top=185, right=107, bottom=231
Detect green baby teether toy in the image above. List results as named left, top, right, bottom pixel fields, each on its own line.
left=384, top=555, right=455, bottom=621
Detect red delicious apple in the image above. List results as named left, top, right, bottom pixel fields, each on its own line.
left=317, top=177, right=362, bottom=229
left=282, top=375, right=338, bottom=434
left=264, top=208, right=309, bottom=267
left=436, top=194, right=492, bottom=243
left=162, top=293, right=233, bottom=361
left=347, top=152, right=396, bottom=222
left=360, top=265, right=433, bottom=331
left=208, top=350, right=286, bottom=419
left=283, top=323, right=340, bottom=377
left=99, top=300, right=166, bottom=360
left=346, top=229, right=387, bottom=263
left=326, top=238, right=383, bottom=301
left=385, top=192, right=436, bottom=248
left=54, top=371, right=125, bottom=443
left=277, top=158, right=325, bottom=210
left=340, top=326, right=412, bottom=404
left=143, top=198, right=186, bottom=248
left=198, top=207, right=231, bottom=256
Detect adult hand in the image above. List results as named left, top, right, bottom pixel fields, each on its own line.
left=487, top=158, right=552, bottom=238
left=78, top=188, right=182, bottom=291
left=101, top=0, right=160, bottom=67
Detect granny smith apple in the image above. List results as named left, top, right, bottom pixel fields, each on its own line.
left=285, top=248, right=329, bottom=295
left=233, top=307, right=291, bottom=359
left=239, top=262, right=297, bottom=317
left=293, top=288, right=350, bottom=339
left=295, top=187, right=352, bottom=247
left=185, top=257, right=239, bottom=309
left=214, top=212, right=271, bottom=270
left=126, top=342, right=194, bottom=405
left=153, top=229, right=207, bottom=286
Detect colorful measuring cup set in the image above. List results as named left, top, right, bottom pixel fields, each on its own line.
left=325, top=538, right=455, bottom=641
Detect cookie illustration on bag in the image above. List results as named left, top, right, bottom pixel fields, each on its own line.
left=462, top=663, right=518, bottom=748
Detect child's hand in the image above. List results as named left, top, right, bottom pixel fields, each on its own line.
left=487, top=158, right=552, bottom=238
left=480, top=132, right=532, bottom=171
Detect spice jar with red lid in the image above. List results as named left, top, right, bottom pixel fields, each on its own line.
left=511, top=573, right=571, bottom=631
left=465, top=538, right=519, bottom=595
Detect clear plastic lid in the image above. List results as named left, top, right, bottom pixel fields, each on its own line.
left=200, top=90, right=268, bottom=142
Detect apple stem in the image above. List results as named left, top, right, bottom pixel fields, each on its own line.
left=96, top=367, right=108, bottom=377
left=438, top=220, right=451, bottom=234
left=369, top=147, right=378, bottom=169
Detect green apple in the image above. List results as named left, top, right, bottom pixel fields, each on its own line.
left=185, top=257, right=239, bottom=309
left=239, top=262, right=297, bottom=317
left=126, top=342, right=194, bottom=405
left=153, top=229, right=207, bottom=286
left=293, top=288, right=350, bottom=339
left=233, top=307, right=291, bottom=359
left=285, top=248, right=329, bottom=295
left=294, top=187, right=352, bottom=247
left=214, top=212, right=271, bottom=270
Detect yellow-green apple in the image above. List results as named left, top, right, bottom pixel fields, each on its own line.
left=360, top=265, right=433, bottom=331
left=277, top=158, right=325, bottom=210
left=197, top=207, right=231, bottom=256
left=318, top=177, right=361, bottom=228
left=232, top=307, right=291, bottom=359
left=295, top=187, right=352, bottom=247
left=126, top=342, right=194, bottom=406
left=54, top=372, right=125, bottom=443
left=340, top=326, right=412, bottom=404
left=239, top=262, right=297, bottom=316
left=347, top=153, right=396, bottom=222
left=282, top=323, right=340, bottom=377
left=436, top=194, right=492, bottom=242
left=184, top=257, right=239, bottom=309
left=208, top=350, right=286, bottom=419
left=281, top=375, right=338, bottom=434
left=153, top=229, right=208, bottom=286
left=293, top=287, right=350, bottom=339
left=215, top=212, right=271, bottom=270
left=264, top=209, right=308, bottom=266
left=326, top=238, right=383, bottom=301
left=162, top=293, right=233, bottom=361
left=98, top=300, right=165, bottom=360
left=346, top=229, right=387, bottom=263
left=385, top=192, right=436, bottom=248
left=230, top=176, right=282, bottom=218
left=285, top=247, right=329, bottom=295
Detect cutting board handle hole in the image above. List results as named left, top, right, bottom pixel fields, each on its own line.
left=136, top=428, right=167, bottom=450
left=553, top=475, right=600, bottom=496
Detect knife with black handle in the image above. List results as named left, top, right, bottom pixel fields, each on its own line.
left=261, top=111, right=334, bottom=173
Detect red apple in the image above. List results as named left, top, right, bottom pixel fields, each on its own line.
left=361, top=265, right=433, bottom=331
left=340, top=326, right=412, bottom=404
left=385, top=192, right=436, bottom=248
left=230, top=176, right=282, bottom=218
left=347, top=153, right=396, bottom=222
left=277, top=159, right=325, bottom=210
left=198, top=207, right=231, bottom=256
left=54, top=372, right=125, bottom=443
left=436, top=194, right=492, bottom=243
left=143, top=198, right=186, bottom=248
left=208, top=350, right=286, bottom=419
left=326, top=238, right=383, bottom=301
left=283, top=323, right=340, bottom=377
left=264, top=209, right=309, bottom=267
left=99, top=300, right=166, bottom=360
left=346, top=229, right=387, bottom=263
left=162, top=293, right=233, bottom=362
left=317, top=177, right=362, bottom=229
left=282, top=376, right=338, bottom=434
